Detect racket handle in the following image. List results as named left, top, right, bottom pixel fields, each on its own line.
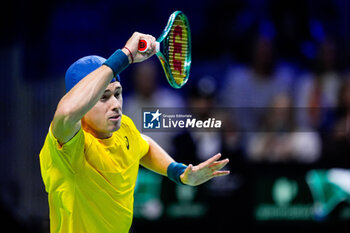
left=155, top=42, right=160, bottom=53
left=138, top=40, right=160, bottom=53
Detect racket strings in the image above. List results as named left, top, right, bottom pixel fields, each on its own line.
left=168, top=17, right=190, bottom=85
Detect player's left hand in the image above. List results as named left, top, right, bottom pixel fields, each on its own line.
left=180, top=153, right=230, bottom=186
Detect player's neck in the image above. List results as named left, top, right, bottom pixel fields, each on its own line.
left=81, top=121, right=112, bottom=139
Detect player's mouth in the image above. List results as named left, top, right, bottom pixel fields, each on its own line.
left=108, top=114, right=121, bottom=122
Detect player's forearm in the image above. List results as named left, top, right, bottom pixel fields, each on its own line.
left=140, top=134, right=175, bottom=176
left=56, top=65, right=114, bottom=123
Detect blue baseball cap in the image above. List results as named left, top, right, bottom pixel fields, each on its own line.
left=65, top=55, right=120, bottom=92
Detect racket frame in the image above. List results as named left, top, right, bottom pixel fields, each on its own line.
left=156, top=11, right=191, bottom=89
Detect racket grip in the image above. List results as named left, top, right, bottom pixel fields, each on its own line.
left=155, top=42, right=160, bottom=53
left=138, top=40, right=160, bottom=53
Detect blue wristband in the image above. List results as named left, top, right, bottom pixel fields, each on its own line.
left=167, top=162, right=187, bottom=185
left=103, top=49, right=129, bottom=77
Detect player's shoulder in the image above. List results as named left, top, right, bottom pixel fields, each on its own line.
left=120, top=114, right=138, bottom=132
left=121, top=114, right=134, bottom=125
left=117, top=115, right=142, bottom=143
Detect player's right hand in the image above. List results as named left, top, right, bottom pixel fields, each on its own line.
left=122, top=32, right=157, bottom=63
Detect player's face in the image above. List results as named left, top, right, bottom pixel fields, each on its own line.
left=82, top=82, right=123, bottom=139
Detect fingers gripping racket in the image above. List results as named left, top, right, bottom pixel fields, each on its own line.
left=138, top=11, right=191, bottom=89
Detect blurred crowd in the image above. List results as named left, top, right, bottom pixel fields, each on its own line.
left=124, top=33, right=350, bottom=166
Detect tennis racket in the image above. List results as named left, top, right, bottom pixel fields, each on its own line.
left=138, top=11, right=191, bottom=89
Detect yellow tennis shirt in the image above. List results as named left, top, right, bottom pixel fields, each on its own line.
left=39, top=115, right=149, bottom=233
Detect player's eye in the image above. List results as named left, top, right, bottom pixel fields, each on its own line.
left=114, top=91, right=121, bottom=98
left=100, top=94, right=109, bottom=101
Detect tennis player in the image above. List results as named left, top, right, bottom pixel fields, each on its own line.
left=39, top=32, right=230, bottom=233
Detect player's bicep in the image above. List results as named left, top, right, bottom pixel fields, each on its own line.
left=51, top=110, right=81, bottom=145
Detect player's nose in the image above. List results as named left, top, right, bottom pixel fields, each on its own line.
left=110, top=95, right=122, bottom=112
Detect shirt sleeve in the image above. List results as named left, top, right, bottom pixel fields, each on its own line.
left=45, top=125, right=85, bottom=173
left=138, top=133, right=150, bottom=158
